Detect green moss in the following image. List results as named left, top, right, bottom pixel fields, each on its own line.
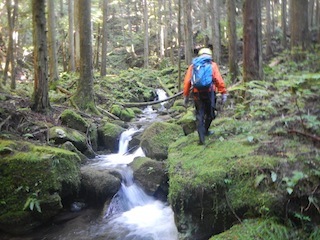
left=168, top=135, right=257, bottom=201
left=0, top=140, right=81, bottom=225
left=60, top=109, right=88, bottom=132
left=120, top=108, right=135, bottom=121
left=209, top=218, right=290, bottom=240
left=130, top=156, right=149, bottom=171
left=49, top=126, right=86, bottom=144
left=110, top=105, right=136, bottom=121
left=110, top=104, right=122, bottom=117
left=101, top=122, right=124, bottom=137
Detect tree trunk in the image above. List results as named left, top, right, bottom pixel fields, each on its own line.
left=309, top=0, right=315, bottom=29
left=143, top=0, right=149, bottom=68
left=100, top=0, right=108, bottom=77
left=94, top=23, right=101, bottom=69
left=31, top=0, right=50, bottom=112
left=281, top=0, right=288, bottom=48
left=126, top=2, right=135, bottom=55
left=48, top=0, right=59, bottom=82
left=227, top=0, right=238, bottom=83
left=74, top=0, right=80, bottom=71
left=243, top=0, right=263, bottom=82
left=158, top=0, right=165, bottom=59
left=4, top=0, right=17, bottom=89
left=201, top=0, right=208, bottom=46
left=183, top=0, right=193, bottom=64
left=212, top=0, right=221, bottom=63
left=71, top=0, right=96, bottom=112
left=177, top=0, right=182, bottom=91
left=290, top=0, right=309, bottom=61
left=266, top=0, right=273, bottom=57
left=68, top=0, right=75, bottom=72
left=317, top=0, right=320, bottom=42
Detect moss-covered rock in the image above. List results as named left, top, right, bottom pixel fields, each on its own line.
left=167, top=117, right=320, bottom=239
left=0, top=139, right=81, bottom=234
left=209, top=218, right=291, bottom=240
left=49, top=126, right=87, bottom=153
left=59, top=110, right=98, bottom=153
left=176, top=109, right=196, bottom=135
left=60, top=109, right=89, bottom=133
left=80, top=166, right=121, bottom=205
left=129, top=156, right=167, bottom=196
left=110, top=104, right=135, bottom=121
left=140, top=121, right=184, bottom=160
left=98, top=122, right=125, bottom=152
left=61, top=141, right=88, bottom=163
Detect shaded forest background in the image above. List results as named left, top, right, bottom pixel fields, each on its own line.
left=0, top=0, right=319, bottom=108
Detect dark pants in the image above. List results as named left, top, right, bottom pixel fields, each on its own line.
left=193, top=91, right=216, bottom=144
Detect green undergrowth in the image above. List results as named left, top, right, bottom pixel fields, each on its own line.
left=169, top=120, right=278, bottom=216
left=168, top=52, right=320, bottom=238
left=0, top=139, right=81, bottom=220
left=210, top=218, right=291, bottom=240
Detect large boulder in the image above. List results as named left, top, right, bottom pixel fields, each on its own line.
left=0, top=139, right=81, bottom=235
left=129, top=156, right=167, bottom=198
left=49, top=126, right=87, bottom=153
left=98, top=122, right=125, bottom=152
left=60, top=109, right=89, bottom=133
left=60, top=109, right=99, bottom=152
left=80, top=165, right=121, bottom=205
left=140, top=122, right=184, bottom=160
left=176, top=109, right=196, bottom=135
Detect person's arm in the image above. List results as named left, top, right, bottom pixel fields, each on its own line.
left=212, top=62, right=227, bottom=94
left=183, top=65, right=193, bottom=97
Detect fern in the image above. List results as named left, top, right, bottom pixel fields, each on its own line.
left=309, top=226, right=320, bottom=240
left=23, top=193, right=42, bottom=213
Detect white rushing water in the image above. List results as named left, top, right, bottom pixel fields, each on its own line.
left=156, top=88, right=168, bottom=111
left=90, top=89, right=178, bottom=239
left=91, top=128, right=178, bottom=240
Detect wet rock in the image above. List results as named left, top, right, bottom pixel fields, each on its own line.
left=80, top=165, right=122, bottom=205
left=129, top=156, right=167, bottom=197
left=97, top=122, right=125, bottom=152
left=140, top=121, right=184, bottom=160
left=49, top=126, right=87, bottom=152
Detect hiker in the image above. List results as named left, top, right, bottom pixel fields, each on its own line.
left=183, top=47, right=227, bottom=145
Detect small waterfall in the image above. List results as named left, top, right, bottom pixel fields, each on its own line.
left=93, top=127, right=178, bottom=240
left=156, top=88, right=168, bottom=111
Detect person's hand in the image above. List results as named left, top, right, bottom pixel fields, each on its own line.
left=222, top=94, right=228, bottom=104
left=183, top=97, right=189, bottom=107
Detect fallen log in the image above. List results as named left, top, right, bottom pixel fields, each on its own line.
left=118, top=83, right=237, bottom=108
left=119, top=91, right=183, bottom=107
left=97, top=106, right=119, bottom=120
left=57, top=86, right=72, bottom=96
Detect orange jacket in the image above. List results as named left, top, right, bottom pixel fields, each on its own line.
left=183, top=62, right=227, bottom=97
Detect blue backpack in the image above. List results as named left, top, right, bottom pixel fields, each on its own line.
left=191, top=55, right=213, bottom=90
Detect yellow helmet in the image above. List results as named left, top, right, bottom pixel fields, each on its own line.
left=198, top=48, right=212, bottom=56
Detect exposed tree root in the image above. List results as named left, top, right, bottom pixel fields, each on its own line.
left=288, top=129, right=320, bottom=142
left=0, top=115, right=12, bottom=131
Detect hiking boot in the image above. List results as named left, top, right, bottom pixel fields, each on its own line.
left=198, top=133, right=205, bottom=145
left=205, top=130, right=214, bottom=136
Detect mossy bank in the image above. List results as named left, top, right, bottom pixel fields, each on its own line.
left=0, top=140, right=81, bottom=234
